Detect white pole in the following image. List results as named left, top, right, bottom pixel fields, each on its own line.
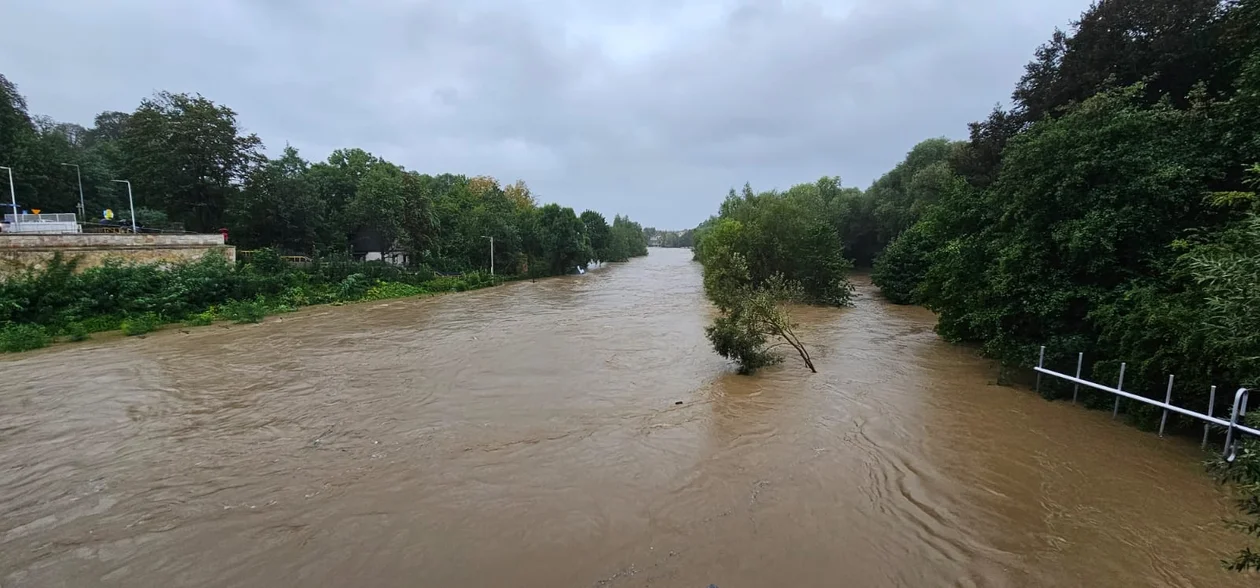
left=62, top=163, right=85, bottom=222
left=0, top=166, right=16, bottom=231
left=111, top=180, right=137, bottom=233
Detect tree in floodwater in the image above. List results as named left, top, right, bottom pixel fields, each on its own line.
left=698, top=218, right=815, bottom=374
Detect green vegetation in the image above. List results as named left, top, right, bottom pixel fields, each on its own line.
left=689, top=0, right=1260, bottom=566
left=0, top=324, right=49, bottom=352
left=643, top=227, right=695, bottom=248
left=183, top=310, right=215, bottom=327
left=858, top=0, right=1260, bottom=568
left=0, top=250, right=511, bottom=346
left=693, top=181, right=854, bottom=373
left=120, top=313, right=161, bottom=336
left=0, top=75, right=647, bottom=275
left=0, top=69, right=650, bottom=348
left=221, top=298, right=268, bottom=324
left=585, top=213, right=650, bottom=263
left=1211, top=413, right=1260, bottom=571
left=65, top=322, right=90, bottom=342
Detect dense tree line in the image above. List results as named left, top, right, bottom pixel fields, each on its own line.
left=863, top=0, right=1259, bottom=418
left=0, top=75, right=647, bottom=277
left=691, top=0, right=1260, bottom=566
left=857, top=0, right=1260, bottom=569
left=642, top=227, right=695, bottom=248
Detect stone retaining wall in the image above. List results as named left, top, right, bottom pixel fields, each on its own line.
left=0, top=233, right=236, bottom=276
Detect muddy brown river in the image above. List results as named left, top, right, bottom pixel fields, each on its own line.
left=0, top=248, right=1253, bottom=587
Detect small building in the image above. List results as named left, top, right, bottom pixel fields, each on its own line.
left=351, top=226, right=408, bottom=265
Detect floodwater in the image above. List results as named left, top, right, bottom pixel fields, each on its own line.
left=0, top=248, right=1253, bottom=587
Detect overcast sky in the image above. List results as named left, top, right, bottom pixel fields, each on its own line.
left=3, top=0, right=1086, bottom=228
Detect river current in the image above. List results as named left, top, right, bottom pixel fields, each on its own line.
left=0, top=247, right=1250, bottom=587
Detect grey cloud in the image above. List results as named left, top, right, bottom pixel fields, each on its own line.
left=2, top=0, right=1088, bottom=227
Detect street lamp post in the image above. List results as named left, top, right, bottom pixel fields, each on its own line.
left=0, top=166, right=16, bottom=231
left=481, top=235, right=494, bottom=275
left=60, top=163, right=85, bottom=222
left=110, top=180, right=137, bottom=233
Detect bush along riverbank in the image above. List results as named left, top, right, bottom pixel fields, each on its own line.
left=0, top=249, right=504, bottom=352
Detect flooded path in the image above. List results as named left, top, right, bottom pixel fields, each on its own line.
left=0, top=248, right=1251, bottom=587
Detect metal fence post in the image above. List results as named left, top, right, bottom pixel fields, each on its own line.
left=1225, top=388, right=1251, bottom=462
left=1203, top=385, right=1217, bottom=449
left=1072, top=352, right=1083, bottom=404
left=1159, top=375, right=1174, bottom=437
left=1034, top=354, right=1260, bottom=452
left=1036, top=346, right=1045, bottom=394
left=1112, top=363, right=1126, bottom=419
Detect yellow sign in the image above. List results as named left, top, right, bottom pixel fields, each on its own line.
left=103, top=209, right=114, bottom=220
left=30, top=208, right=40, bottom=215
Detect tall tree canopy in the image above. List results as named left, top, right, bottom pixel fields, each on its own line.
left=0, top=76, right=649, bottom=277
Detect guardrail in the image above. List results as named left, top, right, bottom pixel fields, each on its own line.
left=1034, top=346, right=1258, bottom=462
left=237, top=250, right=311, bottom=264
left=3, top=213, right=78, bottom=223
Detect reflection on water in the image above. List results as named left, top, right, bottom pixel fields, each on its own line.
left=0, top=248, right=1250, bottom=587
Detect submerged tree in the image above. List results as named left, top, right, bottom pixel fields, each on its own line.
left=698, top=218, right=816, bottom=374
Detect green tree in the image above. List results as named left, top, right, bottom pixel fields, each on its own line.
left=535, top=204, right=592, bottom=276
left=120, top=92, right=263, bottom=231
left=0, top=71, right=651, bottom=282
left=346, top=162, right=408, bottom=256
left=230, top=146, right=326, bottom=253
left=708, top=181, right=854, bottom=306
left=696, top=219, right=815, bottom=374
left=605, top=214, right=648, bottom=262
left=580, top=210, right=611, bottom=262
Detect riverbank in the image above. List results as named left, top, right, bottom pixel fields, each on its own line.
left=25, top=276, right=503, bottom=351
left=0, top=251, right=505, bottom=354
left=0, top=253, right=635, bottom=355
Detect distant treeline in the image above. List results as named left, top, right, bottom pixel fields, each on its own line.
left=0, top=76, right=648, bottom=276
left=642, top=227, right=694, bottom=248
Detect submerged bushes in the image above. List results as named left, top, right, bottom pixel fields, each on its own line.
left=0, top=249, right=507, bottom=351
left=693, top=183, right=851, bottom=373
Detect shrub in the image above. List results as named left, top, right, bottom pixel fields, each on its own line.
left=425, top=276, right=464, bottom=292
left=221, top=298, right=268, bottom=324
left=363, top=282, right=427, bottom=301
left=279, top=286, right=311, bottom=307
left=120, top=313, right=161, bottom=336
left=78, top=315, right=123, bottom=333
left=65, top=322, right=90, bottom=342
left=871, top=223, right=935, bottom=305
left=703, top=275, right=816, bottom=374
left=0, top=324, right=51, bottom=352
left=335, top=273, right=372, bottom=300
left=0, top=251, right=457, bottom=341
left=183, top=310, right=216, bottom=327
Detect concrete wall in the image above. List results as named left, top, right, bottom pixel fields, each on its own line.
left=0, top=233, right=236, bottom=276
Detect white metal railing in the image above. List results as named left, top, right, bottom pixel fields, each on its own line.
left=2, top=213, right=82, bottom=234
left=3, top=213, right=78, bottom=223
left=1034, top=346, right=1258, bottom=462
